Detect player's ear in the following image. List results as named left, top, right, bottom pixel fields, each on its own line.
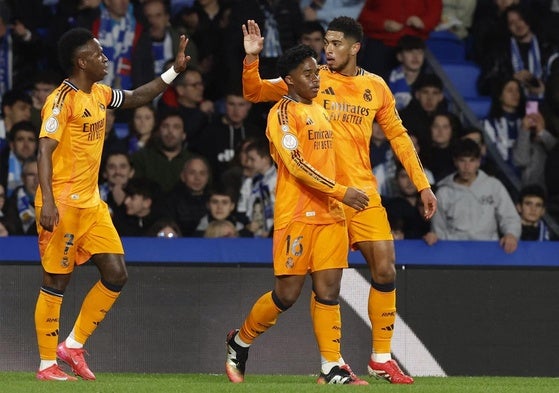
left=350, top=41, right=360, bottom=56
left=284, top=74, right=294, bottom=87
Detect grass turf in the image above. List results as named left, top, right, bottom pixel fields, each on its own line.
left=2, top=373, right=559, bottom=393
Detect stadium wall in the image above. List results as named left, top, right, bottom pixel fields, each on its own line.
left=1, top=238, right=558, bottom=377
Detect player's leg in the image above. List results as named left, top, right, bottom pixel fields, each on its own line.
left=349, top=206, right=413, bottom=384
left=226, top=275, right=305, bottom=383
left=226, top=222, right=308, bottom=383
left=57, top=202, right=126, bottom=380
left=311, top=222, right=368, bottom=385
left=35, top=270, right=76, bottom=381
left=35, top=204, right=78, bottom=381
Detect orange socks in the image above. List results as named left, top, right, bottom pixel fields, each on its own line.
left=239, top=291, right=285, bottom=344
left=72, top=280, right=120, bottom=344
left=35, top=288, right=63, bottom=360
left=368, top=283, right=396, bottom=354
left=312, top=297, right=342, bottom=363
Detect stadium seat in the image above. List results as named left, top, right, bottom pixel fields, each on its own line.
left=465, top=97, right=492, bottom=119
left=440, top=61, right=482, bottom=99
left=426, top=30, right=466, bottom=63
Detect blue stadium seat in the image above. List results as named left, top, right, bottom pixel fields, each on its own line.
left=465, top=97, right=492, bottom=119
left=426, top=30, right=466, bottom=63
left=440, top=61, right=482, bottom=98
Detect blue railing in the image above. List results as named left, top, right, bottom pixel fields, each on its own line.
left=1, top=237, right=558, bottom=266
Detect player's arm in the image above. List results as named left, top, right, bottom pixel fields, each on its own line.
left=376, top=79, right=437, bottom=218
left=268, top=116, right=368, bottom=210
left=242, top=19, right=287, bottom=102
left=121, top=35, right=191, bottom=109
left=37, top=137, right=59, bottom=232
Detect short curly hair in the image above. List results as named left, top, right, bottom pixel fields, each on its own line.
left=57, top=28, right=95, bottom=76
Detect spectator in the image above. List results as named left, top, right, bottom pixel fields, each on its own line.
left=512, top=100, right=557, bottom=189
left=426, top=139, right=521, bottom=253
left=115, top=177, right=167, bottom=237
left=0, top=183, right=13, bottom=236
left=516, top=184, right=551, bottom=241
left=237, top=138, right=276, bottom=238
left=0, top=89, right=32, bottom=149
left=0, top=121, right=38, bottom=197
left=131, top=109, right=192, bottom=194
left=422, top=112, right=462, bottom=183
left=3, top=156, right=38, bottom=235
left=399, top=72, right=447, bottom=152
left=477, top=4, right=559, bottom=98
left=159, top=67, right=213, bottom=147
left=460, top=126, right=499, bottom=177
left=78, top=0, right=153, bottom=90
left=184, top=0, right=232, bottom=100
left=29, top=70, right=61, bottom=130
left=194, top=91, right=261, bottom=179
left=226, top=0, right=304, bottom=92
left=223, top=135, right=259, bottom=212
left=482, top=77, right=525, bottom=173
left=99, top=151, right=135, bottom=217
left=127, top=104, right=157, bottom=154
left=357, top=0, right=442, bottom=80
left=435, top=0, right=477, bottom=40
left=204, top=218, right=239, bottom=238
left=297, top=20, right=326, bottom=64
left=388, top=35, right=428, bottom=111
left=300, top=0, right=365, bottom=29
left=147, top=217, right=183, bottom=238
left=0, top=3, right=43, bottom=95
left=383, top=164, right=431, bottom=239
left=470, top=0, right=519, bottom=64
left=142, top=0, right=199, bottom=76
left=166, top=154, right=212, bottom=237
left=195, top=185, right=250, bottom=237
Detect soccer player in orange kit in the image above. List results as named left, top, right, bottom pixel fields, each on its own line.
left=34, top=27, right=190, bottom=381
left=241, top=17, right=437, bottom=384
left=225, top=44, right=370, bottom=385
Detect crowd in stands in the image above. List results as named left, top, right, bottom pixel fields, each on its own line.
left=0, top=0, right=558, bottom=245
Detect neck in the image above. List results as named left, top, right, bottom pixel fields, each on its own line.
left=68, top=76, right=94, bottom=94
left=521, top=218, right=539, bottom=226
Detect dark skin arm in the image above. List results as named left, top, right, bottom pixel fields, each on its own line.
left=37, top=137, right=60, bottom=232
left=120, top=36, right=191, bottom=109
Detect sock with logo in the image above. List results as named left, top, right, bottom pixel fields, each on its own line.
left=71, top=280, right=121, bottom=345
left=369, top=280, right=396, bottom=356
left=239, top=291, right=287, bottom=344
left=312, top=296, right=342, bottom=373
left=35, top=287, right=64, bottom=364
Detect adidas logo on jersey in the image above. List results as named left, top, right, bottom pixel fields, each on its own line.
left=82, top=109, right=92, bottom=117
left=306, top=117, right=314, bottom=125
left=321, top=87, right=335, bottom=95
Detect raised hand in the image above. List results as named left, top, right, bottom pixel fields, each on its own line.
left=242, top=19, right=264, bottom=56
left=172, top=35, right=191, bottom=73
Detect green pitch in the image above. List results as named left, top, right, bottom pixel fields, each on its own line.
left=2, top=373, right=559, bottom=393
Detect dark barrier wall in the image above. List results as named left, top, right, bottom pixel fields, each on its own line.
left=1, top=238, right=558, bottom=376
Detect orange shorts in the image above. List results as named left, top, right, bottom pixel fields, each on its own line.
left=36, top=201, right=124, bottom=274
left=344, top=194, right=393, bottom=249
left=272, top=220, right=348, bottom=276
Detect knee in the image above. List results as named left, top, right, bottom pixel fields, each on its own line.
left=373, top=264, right=396, bottom=284
left=108, top=268, right=128, bottom=287
left=99, top=255, right=128, bottom=287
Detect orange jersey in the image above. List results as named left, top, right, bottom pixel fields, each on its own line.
left=243, top=59, right=431, bottom=197
left=266, top=96, right=347, bottom=230
left=36, top=80, right=124, bottom=208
